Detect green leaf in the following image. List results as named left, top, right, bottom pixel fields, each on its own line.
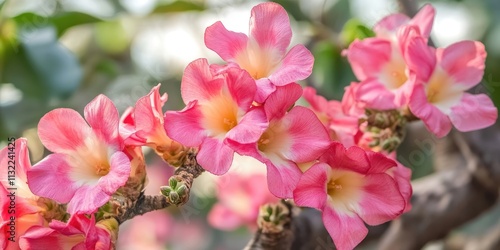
left=12, top=12, right=101, bottom=37
left=340, top=18, right=375, bottom=46
left=95, top=20, right=129, bottom=54
left=152, top=0, right=205, bottom=14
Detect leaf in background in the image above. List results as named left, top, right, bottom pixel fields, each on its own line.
left=95, top=20, right=130, bottom=54
left=340, top=18, right=375, bottom=46
left=12, top=12, right=102, bottom=37
left=152, top=0, right=205, bottom=14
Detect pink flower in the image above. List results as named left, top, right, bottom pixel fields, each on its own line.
left=164, top=58, right=268, bottom=175
left=117, top=210, right=172, bottom=250
left=229, top=83, right=330, bottom=198
left=208, top=172, right=279, bottom=231
left=19, top=214, right=112, bottom=250
left=1, top=138, right=46, bottom=249
left=28, top=95, right=131, bottom=215
left=293, top=142, right=406, bottom=250
left=204, top=2, right=314, bottom=102
left=343, top=5, right=436, bottom=110
left=408, top=40, right=497, bottom=137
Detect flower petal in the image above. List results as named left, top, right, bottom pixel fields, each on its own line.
left=400, top=26, right=436, bottom=81
left=27, top=153, right=79, bottom=203
left=197, top=138, right=234, bottom=175
left=249, top=2, right=291, bottom=56
left=293, top=162, right=328, bottom=210
left=84, top=95, right=120, bottom=147
left=265, top=159, right=301, bottom=198
left=409, top=4, right=436, bottom=39
left=284, top=106, right=330, bottom=163
left=449, top=93, right=497, bottom=132
left=268, top=44, right=314, bottom=86
left=344, top=38, right=392, bottom=81
left=208, top=204, right=244, bottom=231
left=181, top=58, right=224, bottom=103
left=204, top=21, right=248, bottom=61
left=38, top=109, right=91, bottom=153
left=225, top=67, right=257, bottom=111
left=439, top=41, right=486, bottom=89
left=67, top=185, right=111, bottom=214
left=322, top=206, right=368, bottom=250
left=264, top=83, right=303, bottom=120
left=97, top=151, right=130, bottom=194
left=357, top=173, right=405, bottom=225
left=164, top=101, right=206, bottom=147
left=355, top=78, right=399, bottom=110
left=409, top=84, right=452, bottom=138
left=255, top=78, right=277, bottom=103
left=374, top=13, right=410, bottom=37
left=225, top=107, right=268, bottom=145
left=134, top=84, right=165, bottom=134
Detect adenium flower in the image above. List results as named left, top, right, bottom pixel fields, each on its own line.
left=204, top=2, right=314, bottom=102
left=19, top=214, right=112, bottom=250
left=293, top=142, right=406, bottom=250
left=1, top=138, right=45, bottom=249
left=343, top=5, right=435, bottom=110
left=208, top=172, right=279, bottom=231
left=164, top=58, right=268, bottom=175
left=28, top=95, right=131, bottom=215
left=229, top=83, right=330, bottom=198
left=407, top=38, right=497, bottom=137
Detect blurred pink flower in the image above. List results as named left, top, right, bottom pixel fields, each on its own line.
left=117, top=210, right=172, bottom=250
left=28, top=95, right=131, bottom=215
left=204, top=2, right=313, bottom=102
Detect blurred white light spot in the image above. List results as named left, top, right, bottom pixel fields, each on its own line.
left=120, top=0, right=156, bottom=16
left=351, top=0, right=398, bottom=27
left=0, top=83, right=23, bottom=107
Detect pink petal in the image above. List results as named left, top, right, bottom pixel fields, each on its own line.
left=204, top=21, right=248, bottom=61
left=67, top=185, right=111, bottom=214
left=409, top=4, right=436, bottom=39
left=409, top=84, right=452, bottom=138
left=400, top=25, right=436, bottom=81
left=27, top=153, right=79, bottom=203
left=249, top=2, right=291, bottom=56
left=225, top=107, right=268, bottom=145
left=134, top=84, right=165, bottom=134
left=392, top=161, right=413, bottom=213
left=0, top=138, right=30, bottom=186
left=322, top=206, right=368, bottom=250
left=374, top=13, right=410, bottom=36
left=344, top=38, right=392, bottom=81
left=197, top=138, right=234, bottom=175
left=265, top=159, right=302, bottom=198
left=355, top=78, right=398, bottom=110
left=439, top=41, right=486, bottom=89
left=284, top=106, right=330, bottom=163
left=302, top=87, right=329, bottom=112
left=164, top=101, right=206, bottom=147
left=255, top=78, right=277, bottom=103
left=19, top=226, right=67, bottom=250
left=97, top=151, right=130, bottom=194
left=264, top=83, right=303, bottom=120
left=84, top=95, right=120, bottom=147
left=181, top=58, right=224, bottom=103
left=293, top=162, right=328, bottom=210
left=38, top=108, right=91, bottom=153
left=268, top=45, right=314, bottom=86
left=224, top=67, right=257, bottom=111
left=449, top=93, right=498, bottom=132
left=357, top=173, right=405, bottom=225
left=208, top=204, right=244, bottom=230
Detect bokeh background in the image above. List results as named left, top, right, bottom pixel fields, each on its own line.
left=1, top=0, right=499, bottom=249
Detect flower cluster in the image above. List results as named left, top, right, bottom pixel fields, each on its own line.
left=0, top=2, right=496, bottom=250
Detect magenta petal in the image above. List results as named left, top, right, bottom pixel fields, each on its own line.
left=409, top=84, right=452, bottom=138
left=226, top=107, right=268, bottom=145
left=67, top=185, right=111, bottom=214
left=134, top=84, right=164, bottom=134
left=181, top=58, right=224, bottom=103
left=322, top=206, right=368, bottom=250
left=409, top=4, right=436, bottom=39
left=266, top=160, right=302, bottom=198
left=38, top=108, right=91, bottom=153
left=197, top=138, right=234, bottom=175
left=439, top=41, right=486, bottom=88
left=249, top=2, right=291, bottom=56
left=225, top=67, right=257, bottom=111
left=269, top=45, right=314, bottom=86
left=293, top=162, right=328, bottom=210
left=84, top=95, right=120, bottom=147
left=374, top=13, right=410, bottom=36
left=449, top=93, right=498, bottom=132
left=356, top=79, right=399, bottom=110
left=401, top=26, right=436, bottom=81
left=208, top=204, right=244, bottom=231
left=97, top=151, right=130, bottom=194
left=27, top=153, right=79, bottom=203
left=164, top=101, right=206, bottom=147
left=19, top=226, right=66, bottom=250
left=357, top=173, right=405, bottom=225
left=204, top=21, right=248, bottom=61
left=284, top=106, right=330, bottom=163
left=255, top=78, right=277, bottom=103
left=345, top=38, right=392, bottom=81
left=264, top=83, right=303, bottom=120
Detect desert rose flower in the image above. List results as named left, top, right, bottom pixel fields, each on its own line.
left=19, top=214, right=112, bottom=250
left=407, top=38, right=497, bottom=137
left=27, top=95, right=131, bottom=215
left=229, top=83, right=330, bottom=198
left=165, top=58, right=268, bottom=175
left=204, top=2, right=314, bottom=102
left=343, top=5, right=435, bottom=110
left=293, top=142, right=406, bottom=250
